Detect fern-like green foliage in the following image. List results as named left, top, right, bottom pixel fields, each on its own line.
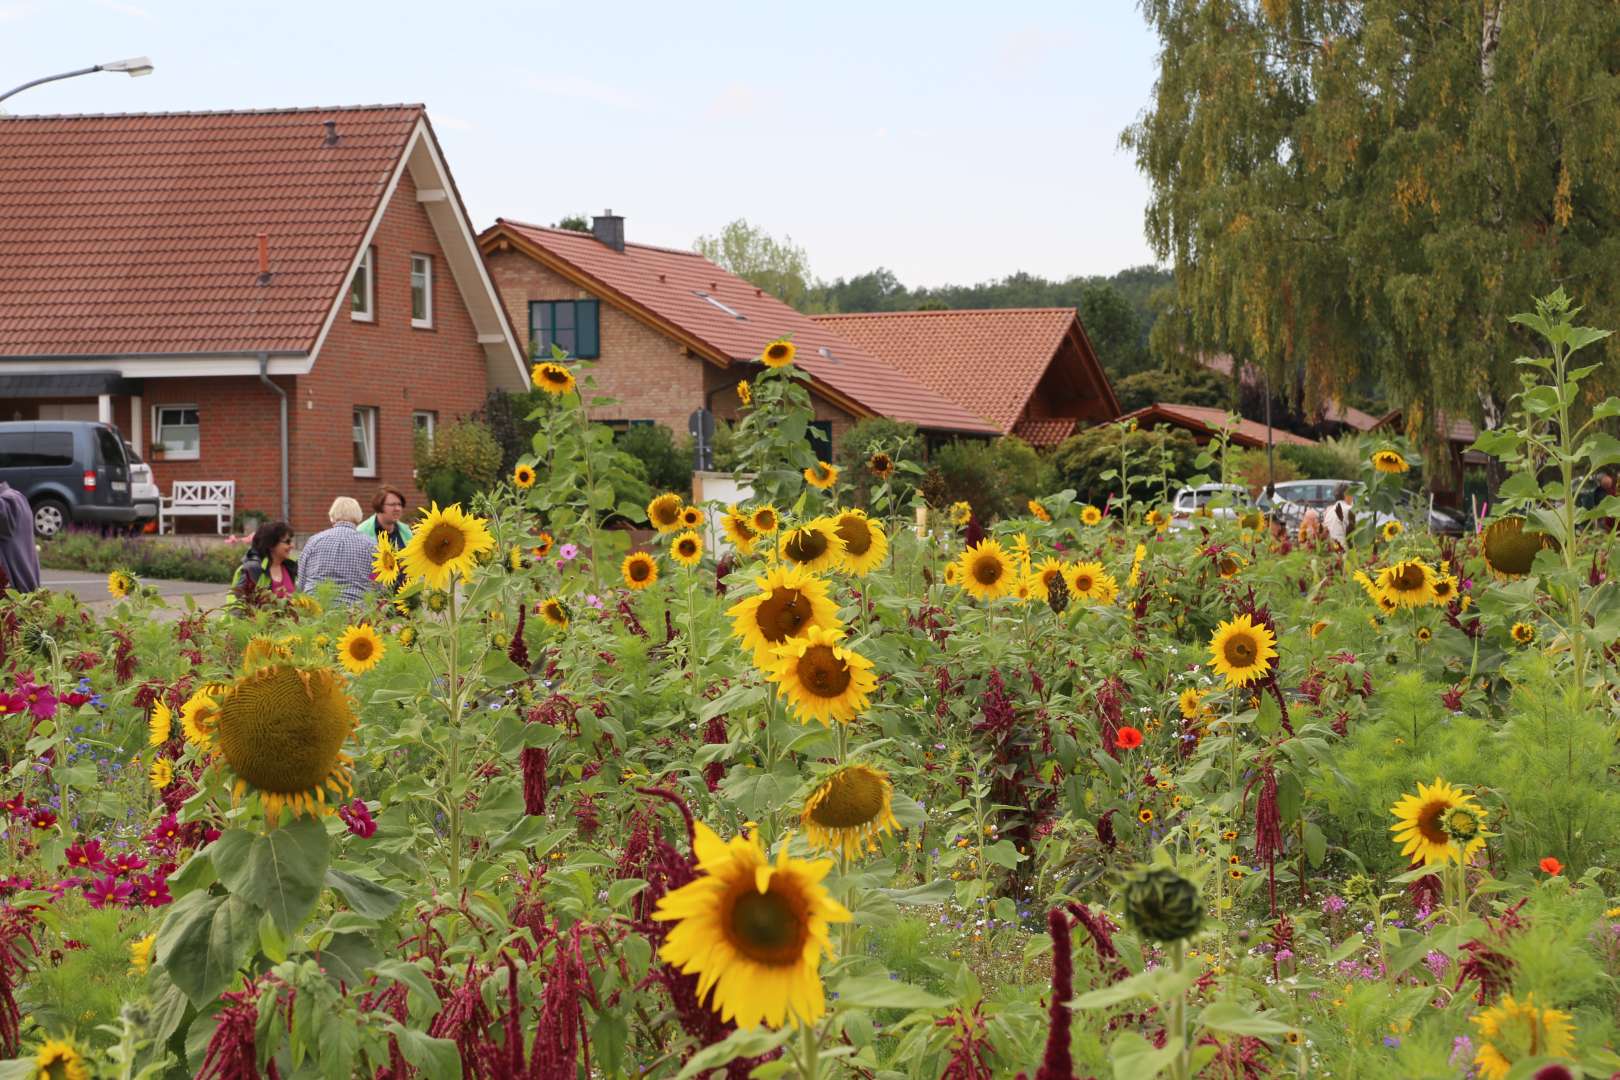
left=21, top=906, right=149, bottom=1046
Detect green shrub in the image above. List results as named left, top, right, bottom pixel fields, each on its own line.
left=835, top=418, right=923, bottom=508
left=1050, top=424, right=1200, bottom=506
left=1278, top=435, right=1363, bottom=479
left=922, top=437, right=1054, bottom=522
left=38, top=531, right=243, bottom=583
left=616, top=423, right=691, bottom=498
left=416, top=418, right=502, bottom=508
left=1229, top=446, right=1302, bottom=495
left=479, top=389, right=545, bottom=474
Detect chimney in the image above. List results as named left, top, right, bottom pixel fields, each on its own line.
left=591, top=209, right=625, bottom=252
left=322, top=119, right=341, bottom=147
left=255, top=232, right=272, bottom=286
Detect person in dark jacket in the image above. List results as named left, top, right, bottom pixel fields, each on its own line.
left=0, top=480, right=40, bottom=593
left=232, top=520, right=297, bottom=601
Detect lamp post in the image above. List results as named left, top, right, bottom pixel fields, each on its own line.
left=0, top=57, right=154, bottom=106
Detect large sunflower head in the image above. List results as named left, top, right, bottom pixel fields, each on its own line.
left=512, top=462, right=537, bottom=489
left=672, top=530, right=704, bottom=567
left=215, top=665, right=355, bottom=822
left=372, top=533, right=401, bottom=587
left=539, top=596, right=570, bottom=628
left=622, top=552, right=659, bottom=590
left=767, top=625, right=877, bottom=726
left=531, top=361, right=576, bottom=396
left=1178, top=687, right=1205, bottom=720
left=1430, top=573, right=1458, bottom=604
left=780, top=519, right=845, bottom=574
left=802, top=764, right=900, bottom=860
left=728, top=563, right=842, bottom=667
left=1389, top=777, right=1487, bottom=866
left=750, top=505, right=781, bottom=535
left=832, top=509, right=888, bottom=577
left=680, top=505, right=707, bottom=530
left=336, top=624, right=385, bottom=674
left=761, top=339, right=797, bottom=368
left=1371, top=448, right=1410, bottom=474
left=1377, top=559, right=1437, bottom=608
left=1482, top=516, right=1556, bottom=579
left=647, top=493, right=684, bottom=533
left=1207, top=613, right=1279, bottom=688
left=400, top=503, right=495, bottom=590
left=652, top=822, right=851, bottom=1029
left=34, top=1037, right=89, bottom=1080
left=954, top=539, right=1014, bottom=601
left=804, top=461, right=839, bottom=490
left=1471, top=993, right=1575, bottom=1080
left=722, top=507, right=758, bottom=554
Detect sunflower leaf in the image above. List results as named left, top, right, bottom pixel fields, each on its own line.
left=155, top=890, right=260, bottom=1006
left=213, top=818, right=330, bottom=937
left=831, top=975, right=949, bottom=1010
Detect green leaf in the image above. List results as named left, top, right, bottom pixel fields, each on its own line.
left=373, top=959, right=442, bottom=1018
left=1196, top=999, right=1295, bottom=1037
left=1580, top=433, right=1620, bottom=470
left=1328, top=933, right=1366, bottom=964
left=1496, top=471, right=1543, bottom=502
left=156, top=891, right=259, bottom=1006
left=674, top=1027, right=794, bottom=1080
left=324, top=869, right=404, bottom=919
left=383, top=1022, right=461, bottom=1080
left=983, top=840, right=1024, bottom=870
left=879, top=880, right=953, bottom=906
left=0, top=1060, right=36, bottom=1080
left=1071, top=963, right=1196, bottom=1009
left=1301, top=822, right=1326, bottom=868
left=606, top=878, right=648, bottom=909
left=213, top=819, right=330, bottom=936
left=831, top=975, right=950, bottom=1010
left=1110, top=1031, right=1184, bottom=1080
left=168, top=847, right=218, bottom=898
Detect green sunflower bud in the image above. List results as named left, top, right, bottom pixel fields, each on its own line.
left=1123, top=866, right=1203, bottom=942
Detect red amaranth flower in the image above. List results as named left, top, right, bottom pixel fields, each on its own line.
left=0, top=908, right=37, bottom=1056
left=197, top=978, right=266, bottom=1080
left=338, top=799, right=377, bottom=839
left=1024, top=908, right=1075, bottom=1080
left=507, top=604, right=530, bottom=670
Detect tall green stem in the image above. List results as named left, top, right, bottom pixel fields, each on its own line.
left=573, top=394, right=605, bottom=598
left=1169, top=940, right=1191, bottom=1080
left=446, top=584, right=464, bottom=897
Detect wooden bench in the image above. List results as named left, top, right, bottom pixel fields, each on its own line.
left=159, top=481, right=235, bottom=535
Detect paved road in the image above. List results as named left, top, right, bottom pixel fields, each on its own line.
left=40, top=569, right=232, bottom=618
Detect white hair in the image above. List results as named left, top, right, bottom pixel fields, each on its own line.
left=327, top=496, right=363, bottom=525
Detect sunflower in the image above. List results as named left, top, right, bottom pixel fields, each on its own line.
left=648, top=493, right=684, bottom=533
left=507, top=547, right=527, bottom=573
left=337, top=624, right=385, bottom=674
left=1377, top=559, right=1437, bottom=608
left=1066, top=561, right=1110, bottom=602
left=1032, top=558, right=1069, bottom=602
left=424, top=589, right=450, bottom=614
left=728, top=564, right=842, bottom=667
left=107, top=569, right=135, bottom=599
left=215, top=665, right=355, bottom=821
left=767, top=625, right=877, bottom=725
left=1389, top=777, right=1487, bottom=866
left=948, top=501, right=972, bottom=526
left=398, top=625, right=417, bottom=649
left=955, top=539, right=1015, bottom=602
left=512, top=462, right=537, bottom=489
left=532, top=532, right=555, bottom=559
left=1416, top=626, right=1432, bottom=644
left=148, top=701, right=172, bottom=746
left=1511, top=621, right=1536, bottom=645
left=622, top=552, right=659, bottom=590
left=867, top=452, right=894, bottom=479
left=1127, top=543, right=1147, bottom=589
left=1080, top=504, right=1103, bottom=527
left=943, top=563, right=960, bottom=586
left=149, top=757, right=172, bottom=791
left=1309, top=620, right=1328, bottom=638
left=680, top=505, right=707, bottom=530
left=33, top=1038, right=89, bottom=1080
left=1382, top=519, right=1403, bottom=541
left=1091, top=571, right=1120, bottom=606
left=372, top=533, right=401, bottom=587
left=1207, top=614, right=1279, bottom=688
left=737, top=380, right=752, bottom=407
left=1178, top=688, right=1205, bottom=721
left=721, top=507, right=759, bottom=555
left=750, top=505, right=781, bottom=535
left=532, top=361, right=576, bottom=395
left=1215, top=551, right=1245, bottom=579
left=539, top=596, right=570, bottom=629
left=1430, top=574, right=1458, bottom=605
left=1239, top=510, right=1266, bottom=532
left=652, top=821, right=851, bottom=1029
left=180, top=683, right=228, bottom=750
left=802, top=764, right=900, bottom=860
left=1371, top=448, right=1410, bottom=474
left=1482, top=516, right=1556, bottom=579
left=1137, top=807, right=1154, bottom=824
left=779, top=519, right=844, bottom=574
left=761, top=339, right=797, bottom=368
left=129, top=933, right=156, bottom=976
left=832, top=509, right=888, bottom=576
left=672, top=530, right=704, bottom=567
left=399, top=503, right=495, bottom=590
left=1471, top=993, right=1575, bottom=1080
left=804, top=461, right=838, bottom=490
left=1028, top=499, right=1051, bottom=522
left=1145, top=508, right=1169, bottom=532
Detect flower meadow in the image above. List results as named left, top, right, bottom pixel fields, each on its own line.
left=5, top=294, right=1620, bottom=1078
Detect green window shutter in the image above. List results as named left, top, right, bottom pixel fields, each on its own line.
left=576, top=300, right=600, bottom=358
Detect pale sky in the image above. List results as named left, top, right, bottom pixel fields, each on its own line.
left=0, top=0, right=1163, bottom=287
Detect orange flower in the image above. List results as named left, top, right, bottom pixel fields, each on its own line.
left=1539, top=856, right=1564, bottom=875
left=1115, top=726, right=1143, bottom=750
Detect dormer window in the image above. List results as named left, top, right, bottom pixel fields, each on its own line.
left=350, top=247, right=375, bottom=321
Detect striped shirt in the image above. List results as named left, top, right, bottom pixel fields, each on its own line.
left=297, top=522, right=377, bottom=605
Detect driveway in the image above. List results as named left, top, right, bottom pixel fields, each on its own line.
left=40, top=569, right=233, bottom=618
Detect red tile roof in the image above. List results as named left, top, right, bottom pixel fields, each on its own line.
left=1122, top=402, right=1317, bottom=449
left=1324, top=400, right=1381, bottom=432
left=1374, top=409, right=1477, bottom=444
left=1012, top=416, right=1078, bottom=447
left=0, top=105, right=422, bottom=357
left=813, top=308, right=1119, bottom=433
left=485, top=220, right=997, bottom=435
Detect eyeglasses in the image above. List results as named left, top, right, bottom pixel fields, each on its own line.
left=384, top=501, right=405, bottom=510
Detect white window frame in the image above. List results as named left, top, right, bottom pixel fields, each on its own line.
left=151, top=404, right=200, bottom=461
left=411, top=410, right=437, bottom=442
left=353, top=406, right=378, bottom=478
left=410, top=254, right=433, bottom=329
left=350, top=247, right=375, bottom=322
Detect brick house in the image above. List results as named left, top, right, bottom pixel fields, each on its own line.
left=0, top=105, right=526, bottom=532
left=478, top=216, right=998, bottom=456
left=1119, top=402, right=1316, bottom=449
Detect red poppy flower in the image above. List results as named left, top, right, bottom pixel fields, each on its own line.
left=1539, top=856, right=1564, bottom=875
left=1115, top=726, right=1144, bottom=750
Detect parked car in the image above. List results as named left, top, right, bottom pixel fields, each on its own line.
left=124, top=440, right=160, bottom=526
left=1257, top=479, right=1470, bottom=535
left=1170, top=483, right=1253, bottom=529
left=0, top=421, right=137, bottom=537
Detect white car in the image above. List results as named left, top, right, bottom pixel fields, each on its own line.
left=1170, top=483, right=1253, bottom=529
left=124, top=441, right=160, bottom=525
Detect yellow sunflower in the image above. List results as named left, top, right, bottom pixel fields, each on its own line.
left=949, top=501, right=973, bottom=526
left=1511, top=621, right=1535, bottom=645
left=1416, top=626, right=1432, bottom=644
left=804, top=461, right=839, bottom=490
left=1032, top=558, right=1069, bottom=602
left=1145, top=508, right=1169, bottom=532
left=1028, top=499, right=1051, bottom=522
left=1178, top=688, right=1205, bottom=721
left=1080, top=504, right=1103, bottom=527
left=539, top=596, right=570, bottom=629
left=1207, top=613, right=1279, bottom=688
left=1382, top=519, right=1403, bottom=541
left=33, top=1038, right=89, bottom=1080
left=761, top=339, right=797, bottom=368
left=1309, top=620, right=1328, bottom=639
left=1429, top=574, right=1458, bottom=605
left=372, top=533, right=401, bottom=588
left=1377, top=559, right=1437, bottom=608
left=750, top=505, right=781, bottom=535
left=720, top=506, right=758, bottom=555
left=1482, top=516, right=1556, bottom=579
left=399, top=503, right=495, bottom=590
left=728, top=564, right=842, bottom=667
left=214, top=664, right=356, bottom=822
left=680, top=505, right=707, bottom=530
left=802, top=764, right=900, bottom=860
left=943, top=562, right=961, bottom=586
left=832, top=509, right=888, bottom=576
left=507, top=547, right=527, bottom=573
left=107, top=569, right=136, bottom=599
left=148, top=701, right=172, bottom=746
left=398, top=625, right=417, bottom=649
left=1389, top=777, right=1487, bottom=866
left=767, top=625, right=877, bottom=726
left=149, top=757, right=172, bottom=791
left=1471, top=993, right=1575, bottom=1080
left=648, top=493, right=684, bottom=533
left=180, top=683, right=228, bottom=750
left=652, top=821, right=851, bottom=1029
left=954, top=539, right=1015, bottom=602
left=622, top=552, right=659, bottom=590
left=779, top=519, right=844, bottom=574
left=867, top=452, right=894, bottom=479
left=129, top=933, right=156, bottom=975
left=1066, top=560, right=1111, bottom=602
left=532, top=532, right=555, bottom=559
left=531, top=361, right=576, bottom=395
left=1127, top=543, right=1147, bottom=588
left=1215, top=551, right=1245, bottom=579
left=672, top=530, right=704, bottom=567
left=512, top=462, right=537, bottom=489
left=737, top=380, right=752, bottom=407
left=1371, top=448, right=1410, bottom=474
left=337, top=624, right=385, bottom=674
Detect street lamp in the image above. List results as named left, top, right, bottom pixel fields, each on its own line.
left=0, top=56, right=154, bottom=106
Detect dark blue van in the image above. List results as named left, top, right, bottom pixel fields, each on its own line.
left=0, top=421, right=137, bottom=537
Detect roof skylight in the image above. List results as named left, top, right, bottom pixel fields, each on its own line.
left=694, top=291, right=745, bottom=320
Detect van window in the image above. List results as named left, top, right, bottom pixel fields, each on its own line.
left=0, top=433, right=28, bottom=468
left=35, top=432, right=73, bottom=467
left=95, top=427, right=125, bottom=467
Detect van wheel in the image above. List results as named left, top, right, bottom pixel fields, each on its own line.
left=32, top=498, right=67, bottom=538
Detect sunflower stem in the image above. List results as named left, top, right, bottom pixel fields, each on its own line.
left=1169, top=939, right=1190, bottom=1080
left=446, top=582, right=464, bottom=899
left=572, top=381, right=605, bottom=600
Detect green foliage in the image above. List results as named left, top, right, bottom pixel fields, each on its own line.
left=1078, top=281, right=1151, bottom=377
left=1050, top=424, right=1200, bottom=506
left=834, top=418, right=923, bottom=508
left=1278, top=435, right=1365, bottom=480
left=415, top=418, right=502, bottom=509
left=478, top=388, right=546, bottom=474
left=693, top=218, right=813, bottom=309
left=20, top=906, right=143, bottom=1044
left=1229, top=447, right=1301, bottom=494
left=615, top=423, right=692, bottom=500
left=1113, top=365, right=1232, bottom=413
left=922, top=437, right=1053, bottom=522
left=37, top=532, right=242, bottom=583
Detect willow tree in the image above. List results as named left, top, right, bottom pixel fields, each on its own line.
left=1124, top=0, right=1620, bottom=448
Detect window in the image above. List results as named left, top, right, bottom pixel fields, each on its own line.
left=529, top=299, right=600, bottom=359
left=353, top=407, right=378, bottom=477
left=0, top=432, right=73, bottom=468
left=350, top=247, right=375, bottom=321
left=808, top=420, right=832, bottom=462
left=694, top=290, right=746, bottom=320
left=412, top=410, right=437, bottom=443
left=410, top=254, right=433, bottom=328
left=152, top=405, right=200, bottom=460
left=94, top=427, right=125, bottom=470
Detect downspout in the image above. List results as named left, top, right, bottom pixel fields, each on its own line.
left=258, top=352, right=289, bottom=523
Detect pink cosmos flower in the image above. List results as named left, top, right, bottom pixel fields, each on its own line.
left=559, top=543, right=579, bottom=561
left=146, top=813, right=182, bottom=849
left=338, top=799, right=377, bottom=839
left=133, top=872, right=172, bottom=907
left=20, top=684, right=57, bottom=721
left=29, top=809, right=56, bottom=830
left=83, top=874, right=134, bottom=909
left=64, top=839, right=108, bottom=871
left=108, top=852, right=148, bottom=876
